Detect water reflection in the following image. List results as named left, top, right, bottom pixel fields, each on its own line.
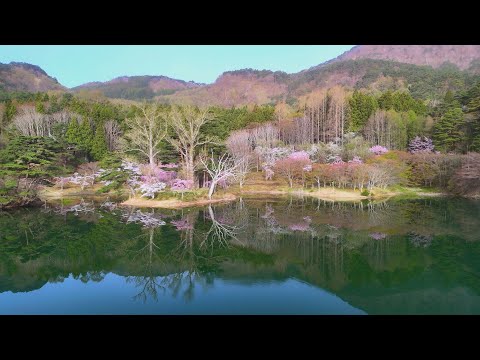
left=1, top=196, right=480, bottom=314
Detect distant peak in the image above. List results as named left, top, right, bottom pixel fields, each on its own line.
left=8, top=62, right=49, bottom=76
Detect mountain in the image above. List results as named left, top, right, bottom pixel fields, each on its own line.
left=158, top=59, right=480, bottom=106
left=327, top=45, right=480, bottom=70
left=289, top=59, right=479, bottom=99
left=3, top=45, right=480, bottom=106
left=156, top=46, right=480, bottom=106
left=0, top=62, right=65, bottom=92
left=73, top=75, right=204, bottom=100
left=156, top=69, right=289, bottom=107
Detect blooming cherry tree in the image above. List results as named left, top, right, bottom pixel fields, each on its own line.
left=369, top=145, right=389, bottom=155
left=408, top=136, right=435, bottom=153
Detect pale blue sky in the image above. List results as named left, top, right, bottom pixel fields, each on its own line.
left=0, top=45, right=354, bottom=88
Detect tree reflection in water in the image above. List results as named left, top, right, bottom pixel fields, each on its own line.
left=122, top=204, right=246, bottom=303
left=3, top=196, right=479, bottom=313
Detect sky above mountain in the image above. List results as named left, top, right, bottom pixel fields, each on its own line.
left=0, top=45, right=354, bottom=88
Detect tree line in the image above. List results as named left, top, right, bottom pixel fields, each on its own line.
left=1, top=78, right=480, bottom=207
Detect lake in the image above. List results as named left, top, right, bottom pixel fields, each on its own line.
left=1, top=196, right=480, bottom=314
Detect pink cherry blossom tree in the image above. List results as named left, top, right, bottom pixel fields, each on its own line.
left=369, top=145, right=389, bottom=155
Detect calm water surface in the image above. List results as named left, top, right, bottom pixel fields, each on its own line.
left=1, top=197, right=480, bottom=314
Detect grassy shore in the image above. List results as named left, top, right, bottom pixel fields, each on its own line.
left=36, top=172, right=448, bottom=209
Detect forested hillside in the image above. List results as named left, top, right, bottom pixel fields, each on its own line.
left=329, top=45, right=480, bottom=70
left=73, top=75, right=203, bottom=100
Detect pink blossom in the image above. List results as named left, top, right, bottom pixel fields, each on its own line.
left=348, top=156, right=363, bottom=164
left=217, top=178, right=228, bottom=189
left=330, top=156, right=345, bottom=165
left=369, top=145, right=389, bottom=155
left=370, top=232, right=387, bottom=240
left=171, top=219, right=194, bottom=230
left=288, top=222, right=311, bottom=232
left=170, top=179, right=194, bottom=190
left=303, top=164, right=313, bottom=172
left=288, top=151, right=310, bottom=162
left=154, top=169, right=177, bottom=183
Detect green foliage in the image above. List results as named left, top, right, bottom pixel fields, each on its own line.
left=65, top=117, right=81, bottom=146
left=72, top=76, right=194, bottom=100
left=348, top=90, right=378, bottom=132
left=459, top=81, right=480, bottom=151
left=361, top=189, right=370, bottom=196
left=66, top=117, right=94, bottom=154
left=434, top=107, right=465, bottom=152
left=91, top=127, right=108, bottom=161
left=2, top=99, right=17, bottom=124
left=378, top=90, right=427, bottom=115
left=99, top=154, right=122, bottom=169
left=79, top=118, right=93, bottom=150
left=406, top=110, right=426, bottom=142
left=291, top=59, right=478, bottom=101
left=205, top=105, right=275, bottom=141
left=0, top=136, right=65, bottom=178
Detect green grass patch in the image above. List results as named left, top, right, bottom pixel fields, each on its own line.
left=60, top=198, right=75, bottom=206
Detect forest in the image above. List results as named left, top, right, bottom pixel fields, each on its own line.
left=1, top=78, right=480, bottom=208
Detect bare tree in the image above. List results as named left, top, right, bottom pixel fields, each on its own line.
left=166, top=105, right=214, bottom=182
left=232, top=155, right=252, bottom=188
left=104, top=120, right=122, bottom=151
left=226, top=130, right=253, bottom=188
left=250, top=123, right=280, bottom=148
left=12, top=107, right=73, bottom=138
left=201, top=205, right=240, bottom=249
left=226, top=130, right=252, bottom=158
left=200, top=153, right=240, bottom=199
left=123, top=103, right=167, bottom=166
left=12, top=106, right=47, bottom=137
left=453, top=153, right=480, bottom=195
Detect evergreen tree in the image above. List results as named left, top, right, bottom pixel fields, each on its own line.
left=78, top=117, right=93, bottom=151
left=3, top=100, right=17, bottom=124
left=348, top=90, right=378, bottom=132
left=464, top=82, right=480, bottom=151
left=91, top=126, right=108, bottom=160
left=66, top=117, right=81, bottom=145
left=378, top=90, right=394, bottom=110
left=35, top=102, right=45, bottom=114
left=433, top=107, right=465, bottom=152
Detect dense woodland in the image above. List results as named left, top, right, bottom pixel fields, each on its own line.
left=1, top=75, right=480, bottom=207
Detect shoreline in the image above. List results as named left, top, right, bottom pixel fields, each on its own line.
left=120, top=193, right=237, bottom=209
left=26, top=185, right=452, bottom=210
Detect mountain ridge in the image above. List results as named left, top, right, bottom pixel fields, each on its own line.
left=2, top=45, right=480, bottom=104
left=0, top=61, right=65, bottom=92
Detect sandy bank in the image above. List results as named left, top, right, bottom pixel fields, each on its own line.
left=120, top=193, right=237, bottom=209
